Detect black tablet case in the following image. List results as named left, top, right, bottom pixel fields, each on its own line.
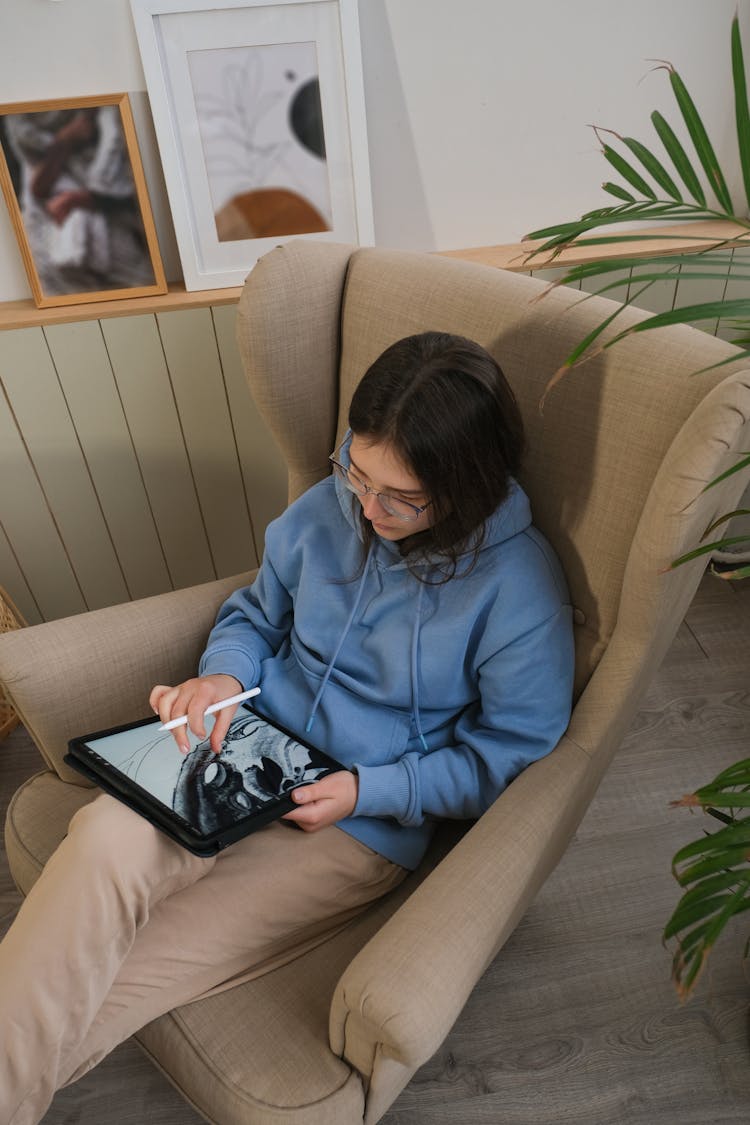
left=65, top=703, right=339, bottom=856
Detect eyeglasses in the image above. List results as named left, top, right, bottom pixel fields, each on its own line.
left=329, top=452, right=432, bottom=522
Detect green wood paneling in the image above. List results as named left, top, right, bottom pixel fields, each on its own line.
left=102, top=315, right=217, bottom=590
left=0, top=521, right=42, bottom=626
left=0, top=327, right=130, bottom=610
left=716, top=247, right=750, bottom=345
left=578, top=267, right=631, bottom=304
left=673, top=253, right=733, bottom=339
left=0, top=381, right=86, bottom=620
left=156, top=309, right=258, bottom=577
left=44, top=320, right=171, bottom=601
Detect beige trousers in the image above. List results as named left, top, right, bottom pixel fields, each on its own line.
left=0, top=794, right=407, bottom=1125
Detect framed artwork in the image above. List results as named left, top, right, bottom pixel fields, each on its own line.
left=0, top=94, right=167, bottom=308
left=130, top=0, right=374, bottom=291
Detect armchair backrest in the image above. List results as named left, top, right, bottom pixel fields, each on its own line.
left=236, top=240, right=750, bottom=709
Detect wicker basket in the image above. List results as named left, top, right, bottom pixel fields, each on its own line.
left=0, top=586, right=26, bottom=740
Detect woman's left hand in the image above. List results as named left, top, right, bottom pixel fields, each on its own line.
left=282, top=770, right=358, bottom=832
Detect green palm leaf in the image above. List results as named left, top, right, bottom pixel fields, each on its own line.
left=673, top=824, right=750, bottom=868
left=569, top=225, right=728, bottom=245
left=579, top=200, right=665, bottom=222
left=671, top=918, right=714, bottom=960
left=607, top=298, right=750, bottom=339
left=545, top=302, right=626, bottom=375
left=669, top=536, right=750, bottom=568
left=707, top=756, right=750, bottom=786
left=621, top=135, right=684, bottom=200
left=671, top=886, right=750, bottom=997
left=562, top=300, right=750, bottom=382
left=651, top=110, right=707, bottom=206
left=602, top=182, right=637, bottom=203
left=679, top=790, right=750, bottom=814
left=666, top=767, right=750, bottom=998
left=524, top=202, right=729, bottom=247
left=671, top=869, right=750, bottom=906
left=701, top=453, right=750, bottom=492
left=667, top=65, right=734, bottom=212
left=666, top=748, right=750, bottom=996
left=732, top=14, right=750, bottom=212
left=673, top=831, right=750, bottom=871
left=550, top=251, right=739, bottom=289
left=601, top=143, right=657, bottom=199
left=528, top=214, right=749, bottom=259
left=690, top=351, right=750, bottom=378
left=703, top=509, right=750, bottom=535
left=664, top=887, right=750, bottom=940
left=584, top=270, right=746, bottom=302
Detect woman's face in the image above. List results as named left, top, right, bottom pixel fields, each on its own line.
left=348, top=435, right=434, bottom=541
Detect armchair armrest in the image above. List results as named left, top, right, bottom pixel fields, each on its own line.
left=0, top=573, right=252, bottom=784
left=330, top=737, right=594, bottom=1124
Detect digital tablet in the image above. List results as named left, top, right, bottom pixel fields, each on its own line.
left=64, top=703, right=340, bottom=856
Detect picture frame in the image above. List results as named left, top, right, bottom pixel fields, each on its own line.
left=0, top=94, right=167, bottom=309
left=130, top=0, right=374, bottom=291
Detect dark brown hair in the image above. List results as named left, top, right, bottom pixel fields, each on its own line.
left=347, top=331, right=525, bottom=581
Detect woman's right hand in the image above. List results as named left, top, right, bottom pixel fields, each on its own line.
left=150, top=673, right=244, bottom=756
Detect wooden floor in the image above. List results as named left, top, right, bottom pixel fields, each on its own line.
left=3, top=572, right=750, bottom=1124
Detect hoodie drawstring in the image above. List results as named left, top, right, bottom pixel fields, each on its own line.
left=305, top=544, right=375, bottom=734
left=410, top=582, right=429, bottom=751
left=305, top=542, right=428, bottom=752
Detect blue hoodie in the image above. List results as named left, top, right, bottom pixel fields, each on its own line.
left=199, top=439, right=574, bottom=869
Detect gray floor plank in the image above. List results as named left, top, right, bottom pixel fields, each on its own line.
left=1, top=571, right=749, bottom=1124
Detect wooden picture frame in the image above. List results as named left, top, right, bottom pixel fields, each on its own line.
left=0, top=94, right=167, bottom=308
left=130, top=0, right=374, bottom=291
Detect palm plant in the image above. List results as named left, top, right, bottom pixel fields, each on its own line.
left=665, top=762, right=750, bottom=1000
left=525, top=13, right=750, bottom=577
left=524, top=13, right=750, bottom=999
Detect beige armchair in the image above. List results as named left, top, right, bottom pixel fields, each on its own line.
left=3, top=241, right=750, bottom=1123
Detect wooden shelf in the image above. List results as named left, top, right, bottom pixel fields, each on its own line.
left=0, top=282, right=243, bottom=332
left=437, top=219, right=749, bottom=272
left=1, top=220, right=747, bottom=331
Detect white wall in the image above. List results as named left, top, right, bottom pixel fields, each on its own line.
left=1, top=0, right=748, bottom=301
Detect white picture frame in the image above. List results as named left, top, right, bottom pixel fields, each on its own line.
left=130, top=0, right=374, bottom=291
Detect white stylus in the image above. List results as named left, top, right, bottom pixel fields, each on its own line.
left=158, top=687, right=261, bottom=731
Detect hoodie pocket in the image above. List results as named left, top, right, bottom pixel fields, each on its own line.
left=259, top=648, right=412, bottom=770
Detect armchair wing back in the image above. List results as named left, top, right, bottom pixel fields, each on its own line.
left=2, top=239, right=750, bottom=1124
left=238, top=241, right=750, bottom=703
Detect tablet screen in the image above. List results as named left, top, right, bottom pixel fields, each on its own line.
left=77, top=705, right=336, bottom=838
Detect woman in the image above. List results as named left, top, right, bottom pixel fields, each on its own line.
left=0, top=331, right=574, bottom=1123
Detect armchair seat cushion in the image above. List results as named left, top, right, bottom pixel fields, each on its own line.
left=136, top=933, right=367, bottom=1125
left=5, top=771, right=96, bottom=895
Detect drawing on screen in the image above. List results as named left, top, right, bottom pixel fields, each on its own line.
left=86, top=710, right=335, bottom=835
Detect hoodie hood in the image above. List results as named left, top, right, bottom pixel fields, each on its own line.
left=333, top=429, right=532, bottom=568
